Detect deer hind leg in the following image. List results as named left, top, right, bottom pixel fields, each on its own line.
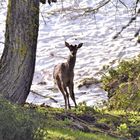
left=56, top=80, right=68, bottom=109
left=62, top=85, right=71, bottom=109
left=68, top=82, right=77, bottom=108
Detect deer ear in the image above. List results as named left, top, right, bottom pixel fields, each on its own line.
left=77, top=43, right=83, bottom=49
left=65, top=42, right=70, bottom=47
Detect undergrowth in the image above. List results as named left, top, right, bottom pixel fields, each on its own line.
left=1, top=98, right=140, bottom=140
left=102, top=55, right=140, bottom=111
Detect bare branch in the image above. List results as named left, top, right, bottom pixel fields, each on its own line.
left=84, top=0, right=111, bottom=14
left=31, top=90, right=58, bottom=103
left=134, top=28, right=140, bottom=37
left=40, top=0, right=46, bottom=4
left=40, top=11, right=47, bottom=25
left=135, top=0, right=140, bottom=13
left=0, top=41, right=4, bottom=44
left=113, top=9, right=140, bottom=39
left=118, top=0, right=128, bottom=9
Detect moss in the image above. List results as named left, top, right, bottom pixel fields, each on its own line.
left=7, top=0, right=12, bottom=22
left=19, top=45, right=27, bottom=57
left=14, top=37, right=27, bottom=58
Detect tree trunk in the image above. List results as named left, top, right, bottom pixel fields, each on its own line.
left=0, top=0, right=39, bottom=104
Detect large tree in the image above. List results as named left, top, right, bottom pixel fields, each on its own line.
left=0, top=0, right=40, bottom=104
left=0, top=0, right=57, bottom=104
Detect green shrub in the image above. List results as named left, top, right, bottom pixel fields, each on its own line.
left=102, top=55, right=140, bottom=111
left=0, top=98, right=44, bottom=140
left=117, top=123, right=129, bottom=135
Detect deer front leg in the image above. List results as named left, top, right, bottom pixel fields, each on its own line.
left=68, top=82, right=77, bottom=108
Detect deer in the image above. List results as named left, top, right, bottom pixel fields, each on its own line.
left=53, top=41, right=83, bottom=109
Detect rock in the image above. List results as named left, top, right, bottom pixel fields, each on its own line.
left=72, top=122, right=90, bottom=132
left=78, top=114, right=96, bottom=124
left=38, top=81, right=47, bottom=85
left=106, top=79, right=119, bottom=98
left=77, top=77, right=100, bottom=88
left=94, top=123, right=110, bottom=130
left=119, top=82, right=138, bottom=95
left=129, top=126, right=140, bottom=139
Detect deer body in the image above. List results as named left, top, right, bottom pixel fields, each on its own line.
left=53, top=42, right=83, bottom=109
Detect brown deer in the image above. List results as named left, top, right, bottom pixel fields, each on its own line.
left=53, top=42, right=83, bottom=109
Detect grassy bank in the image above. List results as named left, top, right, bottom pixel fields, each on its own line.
left=0, top=99, right=140, bottom=140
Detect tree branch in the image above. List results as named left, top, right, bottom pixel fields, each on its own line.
left=40, top=0, right=46, bottom=4
left=31, top=90, right=58, bottom=103
left=84, top=0, right=111, bottom=14
left=113, top=8, right=140, bottom=39
left=0, top=41, right=4, bottom=44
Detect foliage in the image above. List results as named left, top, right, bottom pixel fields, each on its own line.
left=0, top=99, right=44, bottom=140
left=117, top=123, right=129, bottom=136
left=34, top=127, right=48, bottom=140
left=101, top=55, right=140, bottom=111
left=73, top=102, right=91, bottom=114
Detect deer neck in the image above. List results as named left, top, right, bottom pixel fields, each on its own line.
left=67, top=53, right=76, bottom=71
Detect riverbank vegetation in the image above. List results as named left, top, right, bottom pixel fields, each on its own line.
left=102, top=54, right=140, bottom=111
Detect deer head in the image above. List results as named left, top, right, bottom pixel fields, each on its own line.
left=65, top=42, right=83, bottom=56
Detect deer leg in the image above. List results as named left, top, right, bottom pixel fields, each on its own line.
left=68, top=82, right=77, bottom=108
left=56, top=81, right=67, bottom=109
left=63, top=85, right=71, bottom=109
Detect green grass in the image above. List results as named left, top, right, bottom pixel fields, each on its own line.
left=0, top=99, right=121, bottom=140
left=46, top=128, right=118, bottom=140
left=0, top=98, right=140, bottom=140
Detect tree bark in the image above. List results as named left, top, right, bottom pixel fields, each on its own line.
left=0, top=0, right=39, bottom=104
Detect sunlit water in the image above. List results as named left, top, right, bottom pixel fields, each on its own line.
left=0, top=0, right=140, bottom=108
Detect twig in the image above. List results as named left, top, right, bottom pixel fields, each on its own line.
left=134, top=28, right=140, bottom=37
left=0, top=41, right=4, bottom=44
left=40, top=11, right=47, bottom=25
left=31, top=90, right=58, bottom=103
left=84, top=0, right=111, bottom=14
left=135, top=0, right=140, bottom=14
left=113, top=10, right=139, bottom=39
left=113, top=0, right=140, bottom=39
left=118, top=0, right=128, bottom=9
left=47, top=0, right=111, bottom=18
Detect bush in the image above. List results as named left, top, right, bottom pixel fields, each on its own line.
left=0, top=98, right=43, bottom=140
left=101, top=55, right=140, bottom=111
